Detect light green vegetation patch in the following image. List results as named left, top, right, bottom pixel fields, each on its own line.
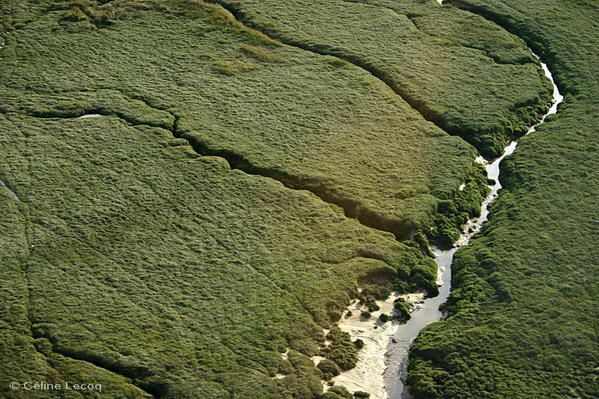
left=208, top=0, right=553, bottom=158
left=0, top=109, right=437, bottom=398
left=0, top=0, right=484, bottom=242
left=408, top=1, right=599, bottom=398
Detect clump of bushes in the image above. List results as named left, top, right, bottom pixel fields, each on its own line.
left=62, top=1, right=115, bottom=28
left=394, top=298, right=411, bottom=322
left=359, top=285, right=391, bottom=301
left=323, top=327, right=358, bottom=371
left=320, top=385, right=353, bottom=399
left=317, top=359, right=341, bottom=380
left=430, top=164, right=488, bottom=247
left=64, top=6, right=88, bottom=22
left=408, top=258, right=439, bottom=297
left=359, top=295, right=380, bottom=312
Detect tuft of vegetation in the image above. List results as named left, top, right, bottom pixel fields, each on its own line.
left=321, top=327, right=359, bottom=371
left=321, top=385, right=353, bottom=399
left=393, top=298, right=411, bottom=322
left=430, top=162, right=489, bottom=247
left=408, top=0, right=599, bottom=398
left=317, top=359, right=341, bottom=380
left=240, top=43, right=285, bottom=63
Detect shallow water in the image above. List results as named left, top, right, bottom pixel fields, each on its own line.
left=1, top=180, right=20, bottom=202
left=384, top=53, right=563, bottom=398
left=78, top=113, right=103, bottom=119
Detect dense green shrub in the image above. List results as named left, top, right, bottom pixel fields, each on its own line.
left=323, top=328, right=359, bottom=371
left=317, top=359, right=341, bottom=380
left=393, top=298, right=411, bottom=322
left=328, top=385, right=352, bottom=398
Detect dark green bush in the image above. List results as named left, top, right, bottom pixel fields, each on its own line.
left=317, top=359, right=341, bottom=380
left=328, top=385, right=353, bottom=399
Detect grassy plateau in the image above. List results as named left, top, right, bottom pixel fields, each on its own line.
left=0, top=0, right=492, bottom=243
left=205, top=0, right=553, bottom=159
left=0, top=0, right=581, bottom=398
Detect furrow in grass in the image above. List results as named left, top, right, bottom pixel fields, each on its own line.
left=179, top=132, right=418, bottom=241
left=341, top=0, right=527, bottom=66
left=39, top=87, right=425, bottom=242
left=3, top=100, right=422, bottom=242
left=41, top=344, right=157, bottom=398
left=205, top=0, right=451, bottom=135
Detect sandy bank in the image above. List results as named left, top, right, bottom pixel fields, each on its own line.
left=318, top=292, right=424, bottom=398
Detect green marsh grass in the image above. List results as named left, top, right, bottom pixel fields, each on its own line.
left=408, top=1, right=599, bottom=398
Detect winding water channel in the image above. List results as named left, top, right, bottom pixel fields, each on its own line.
left=384, top=53, right=563, bottom=398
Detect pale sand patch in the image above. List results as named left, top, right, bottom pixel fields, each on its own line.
left=327, top=292, right=423, bottom=399
left=311, top=355, right=327, bottom=366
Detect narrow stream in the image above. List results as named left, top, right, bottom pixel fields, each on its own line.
left=384, top=53, right=563, bottom=398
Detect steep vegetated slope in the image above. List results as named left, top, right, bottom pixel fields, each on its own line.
left=205, top=0, right=553, bottom=159
left=409, top=1, right=599, bottom=398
